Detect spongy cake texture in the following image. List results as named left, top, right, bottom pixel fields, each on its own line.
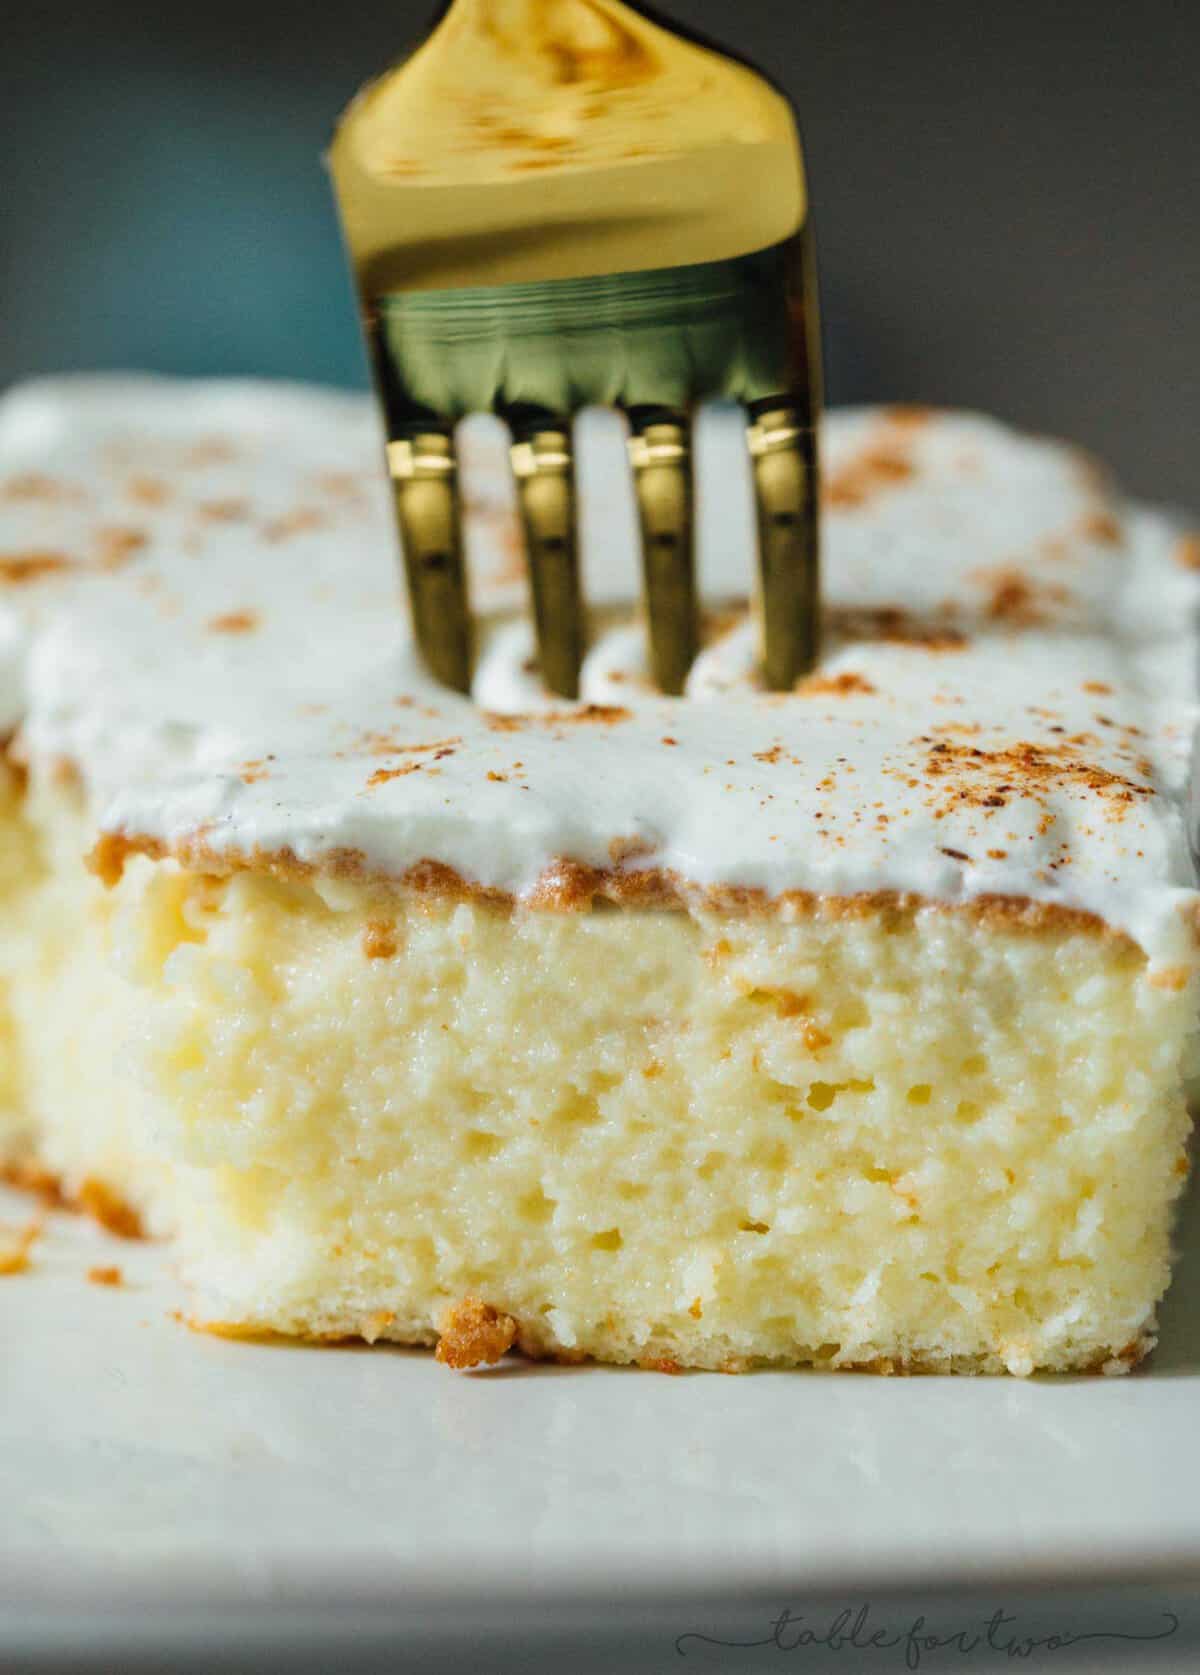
left=0, top=378, right=1198, bottom=1373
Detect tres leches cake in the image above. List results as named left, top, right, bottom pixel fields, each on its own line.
left=1, top=377, right=1198, bottom=1376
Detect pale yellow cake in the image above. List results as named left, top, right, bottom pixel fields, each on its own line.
left=1, top=378, right=1198, bottom=1374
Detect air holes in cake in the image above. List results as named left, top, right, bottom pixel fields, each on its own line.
left=749, top=1139, right=789, bottom=1173
left=840, top=996, right=870, bottom=1030
left=954, top=1099, right=982, bottom=1125
left=763, top=1077, right=800, bottom=1111
left=806, top=1078, right=875, bottom=1111
left=518, top=1187, right=555, bottom=1225
left=591, top=1228, right=623, bottom=1251
left=907, top=1084, right=932, bottom=1106
left=182, top=877, right=226, bottom=935
left=739, top=1219, right=771, bottom=1235
left=160, top=887, right=211, bottom=958
left=963, top=1054, right=987, bottom=1076
left=549, top=1089, right=604, bottom=1130
left=464, top=1130, right=501, bottom=1161
left=698, top=1152, right=725, bottom=1180
left=164, top=1034, right=207, bottom=1077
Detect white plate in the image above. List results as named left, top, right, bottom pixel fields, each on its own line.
left=4, top=1178, right=1200, bottom=1667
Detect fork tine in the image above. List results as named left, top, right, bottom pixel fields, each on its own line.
left=510, top=422, right=585, bottom=701
left=388, top=430, right=472, bottom=693
left=748, top=405, right=819, bottom=690
left=628, top=415, right=699, bottom=697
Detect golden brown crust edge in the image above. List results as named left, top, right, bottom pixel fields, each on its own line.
left=87, top=831, right=1168, bottom=949
left=182, top=1297, right=1156, bottom=1378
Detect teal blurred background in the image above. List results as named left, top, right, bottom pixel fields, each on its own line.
left=2, top=0, right=1196, bottom=499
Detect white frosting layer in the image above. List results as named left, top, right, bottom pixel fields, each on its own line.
left=1, top=376, right=1197, bottom=963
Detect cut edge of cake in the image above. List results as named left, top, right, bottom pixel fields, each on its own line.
left=1, top=377, right=1199, bottom=1377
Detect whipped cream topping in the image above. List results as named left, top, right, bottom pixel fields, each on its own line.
left=1, top=376, right=1197, bottom=964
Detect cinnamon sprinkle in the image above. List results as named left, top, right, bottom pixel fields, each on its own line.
left=798, top=670, right=877, bottom=697
left=919, top=737, right=1153, bottom=820
left=208, top=609, right=259, bottom=635
left=484, top=704, right=631, bottom=732
left=0, top=551, right=73, bottom=585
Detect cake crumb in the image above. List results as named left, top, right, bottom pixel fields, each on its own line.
left=0, top=1218, right=40, bottom=1276
left=87, top=1265, right=123, bottom=1288
left=79, top=1178, right=145, bottom=1241
left=435, top=1297, right=518, bottom=1369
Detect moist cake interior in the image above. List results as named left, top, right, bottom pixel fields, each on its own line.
left=1, top=378, right=1197, bottom=1374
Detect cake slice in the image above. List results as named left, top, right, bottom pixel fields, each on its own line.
left=2, top=377, right=1198, bottom=1374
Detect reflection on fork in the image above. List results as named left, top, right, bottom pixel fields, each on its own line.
left=331, top=0, right=822, bottom=698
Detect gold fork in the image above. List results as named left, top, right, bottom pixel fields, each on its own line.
left=330, top=0, right=821, bottom=698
